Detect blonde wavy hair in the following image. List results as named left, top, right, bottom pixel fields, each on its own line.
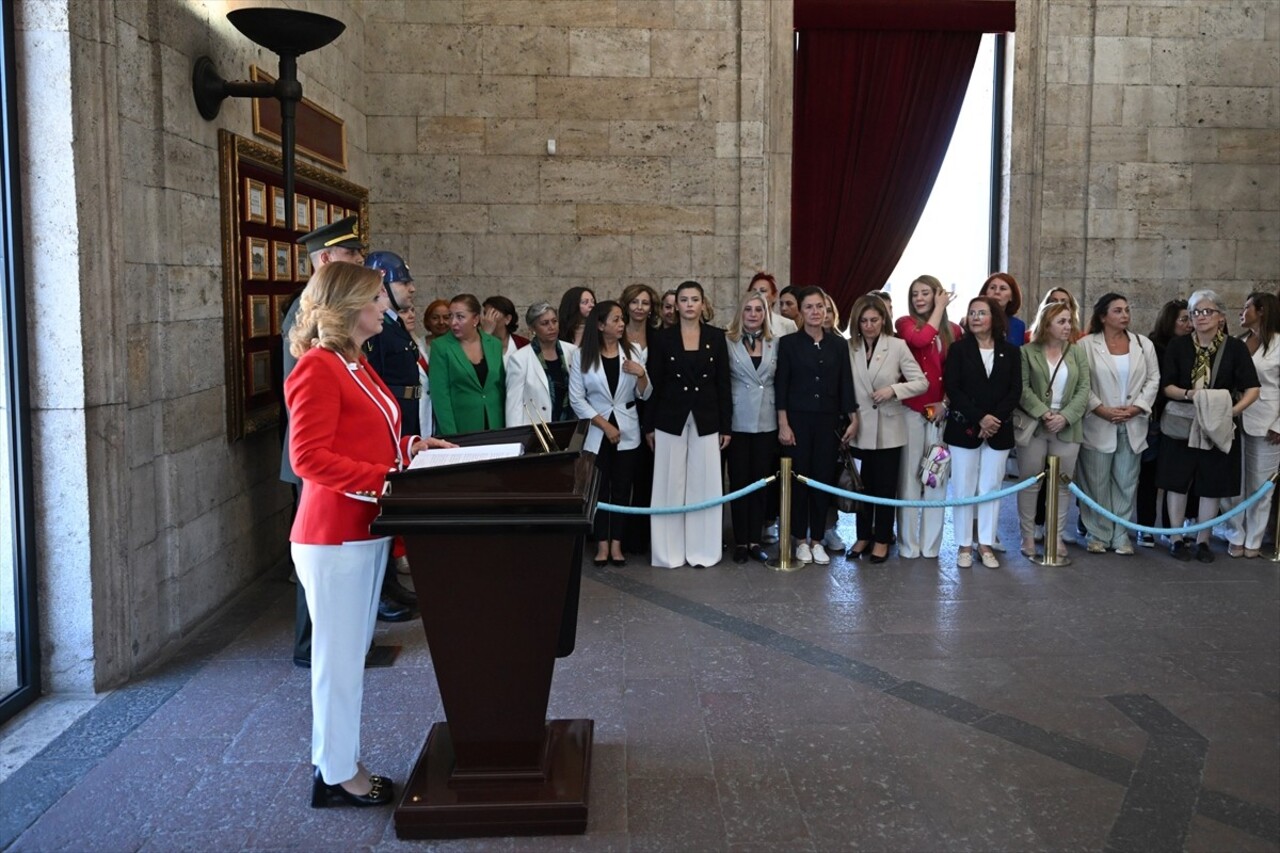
left=288, top=261, right=384, bottom=359
left=726, top=291, right=773, bottom=342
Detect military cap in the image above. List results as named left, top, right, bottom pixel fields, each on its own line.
left=296, top=215, right=362, bottom=254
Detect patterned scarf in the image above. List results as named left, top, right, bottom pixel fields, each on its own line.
left=1190, top=329, right=1225, bottom=389
left=741, top=329, right=763, bottom=351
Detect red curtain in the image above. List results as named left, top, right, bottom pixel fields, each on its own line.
left=791, top=28, right=982, bottom=312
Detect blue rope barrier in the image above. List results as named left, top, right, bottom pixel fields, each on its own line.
left=598, top=475, right=776, bottom=515
left=1068, top=478, right=1274, bottom=536
left=797, top=473, right=1043, bottom=508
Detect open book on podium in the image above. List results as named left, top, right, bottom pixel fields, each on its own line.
left=371, top=418, right=600, bottom=840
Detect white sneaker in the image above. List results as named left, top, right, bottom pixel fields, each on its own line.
left=822, top=528, right=845, bottom=551
left=811, top=543, right=830, bottom=565
left=794, top=542, right=813, bottom=563
left=762, top=521, right=780, bottom=544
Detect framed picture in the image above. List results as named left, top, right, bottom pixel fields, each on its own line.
left=272, top=294, right=290, bottom=336
left=248, top=350, right=272, bottom=396
left=314, top=201, right=329, bottom=229
left=271, top=241, right=292, bottom=280
left=244, top=178, right=267, bottom=223
left=295, top=194, right=312, bottom=232
left=296, top=250, right=312, bottom=280
left=247, top=294, right=271, bottom=339
left=245, top=237, right=269, bottom=280
left=267, top=186, right=286, bottom=227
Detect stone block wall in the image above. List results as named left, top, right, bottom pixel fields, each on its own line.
left=16, top=0, right=369, bottom=691
left=1010, top=0, right=1279, bottom=330
left=361, top=0, right=778, bottom=324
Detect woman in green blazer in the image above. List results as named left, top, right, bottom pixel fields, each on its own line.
left=1016, top=300, right=1091, bottom=558
left=428, top=294, right=506, bottom=435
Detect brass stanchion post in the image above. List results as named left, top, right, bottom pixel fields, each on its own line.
left=1270, top=475, right=1280, bottom=563
left=1036, top=455, right=1071, bottom=566
left=767, top=457, right=801, bottom=572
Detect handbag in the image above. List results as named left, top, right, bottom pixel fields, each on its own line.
left=1012, top=408, right=1038, bottom=446
left=1161, top=341, right=1226, bottom=440
left=835, top=438, right=863, bottom=514
left=919, top=443, right=951, bottom=490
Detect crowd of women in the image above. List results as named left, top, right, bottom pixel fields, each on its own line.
left=403, top=274, right=1279, bottom=571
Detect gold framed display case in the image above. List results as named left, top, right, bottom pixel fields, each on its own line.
left=218, top=130, right=368, bottom=441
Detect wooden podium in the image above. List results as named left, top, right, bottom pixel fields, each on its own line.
left=372, top=420, right=599, bottom=839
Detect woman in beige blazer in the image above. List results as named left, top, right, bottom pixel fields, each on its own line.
left=846, top=294, right=927, bottom=562
left=1077, top=293, right=1161, bottom=555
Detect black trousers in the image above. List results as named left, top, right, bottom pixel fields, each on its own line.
left=855, top=447, right=901, bottom=545
left=594, top=440, right=637, bottom=543
left=728, top=430, right=778, bottom=546
left=788, top=411, right=839, bottom=540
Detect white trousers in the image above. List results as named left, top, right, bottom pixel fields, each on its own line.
left=896, top=410, right=946, bottom=558
left=949, top=442, right=1010, bottom=548
left=651, top=414, right=723, bottom=568
left=292, top=537, right=390, bottom=785
left=1222, top=432, right=1280, bottom=549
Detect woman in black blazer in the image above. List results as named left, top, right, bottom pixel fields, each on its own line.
left=644, top=280, right=732, bottom=568
left=943, top=296, right=1022, bottom=569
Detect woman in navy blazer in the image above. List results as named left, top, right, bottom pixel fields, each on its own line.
left=429, top=294, right=506, bottom=435
left=943, top=296, right=1022, bottom=569
left=644, top=281, right=732, bottom=568
left=570, top=300, right=651, bottom=566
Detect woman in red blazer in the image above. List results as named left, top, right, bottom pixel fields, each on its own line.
left=287, top=262, right=453, bottom=808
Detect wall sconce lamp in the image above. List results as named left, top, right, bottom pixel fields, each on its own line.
left=191, top=7, right=345, bottom=231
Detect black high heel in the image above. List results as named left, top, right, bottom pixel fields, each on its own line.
left=311, top=766, right=394, bottom=808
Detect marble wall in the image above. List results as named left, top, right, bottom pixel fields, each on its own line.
left=1009, top=0, right=1279, bottom=329
left=360, top=0, right=780, bottom=321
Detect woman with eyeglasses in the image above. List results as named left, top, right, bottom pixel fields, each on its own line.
left=1075, top=294, right=1161, bottom=555
left=943, top=296, right=1022, bottom=569
left=1157, top=290, right=1259, bottom=563
left=1133, top=299, right=1193, bottom=544
left=1221, top=292, right=1280, bottom=557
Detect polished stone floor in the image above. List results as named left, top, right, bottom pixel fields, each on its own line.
left=1, top=499, right=1278, bottom=852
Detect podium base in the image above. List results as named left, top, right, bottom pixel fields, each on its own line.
left=394, top=719, right=593, bottom=839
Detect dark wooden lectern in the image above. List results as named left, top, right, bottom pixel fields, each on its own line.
left=372, top=420, right=599, bottom=839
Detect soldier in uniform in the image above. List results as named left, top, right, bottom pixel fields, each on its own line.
left=363, top=250, right=422, bottom=610
left=362, top=251, right=422, bottom=436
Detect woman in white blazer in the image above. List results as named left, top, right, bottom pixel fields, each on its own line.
left=846, top=294, right=927, bottom=563
left=1223, top=292, right=1280, bottom=557
left=1077, top=294, right=1161, bottom=554
left=570, top=301, right=651, bottom=566
left=725, top=292, right=779, bottom=564
left=505, top=302, right=578, bottom=428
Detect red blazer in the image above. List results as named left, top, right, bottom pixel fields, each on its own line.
left=287, top=347, right=417, bottom=545
left=896, top=316, right=963, bottom=415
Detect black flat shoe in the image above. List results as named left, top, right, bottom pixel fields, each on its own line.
left=376, top=597, right=415, bottom=623
left=1196, top=542, right=1215, bottom=563
left=610, top=556, right=628, bottom=567
left=748, top=545, right=770, bottom=563
left=592, top=557, right=608, bottom=567
left=311, top=767, right=394, bottom=808
left=733, top=546, right=748, bottom=564
left=846, top=544, right=867, bottom=560
left=868, top=549, right=888, bottom=564
left=1170, top=540, right=1192, bottom=562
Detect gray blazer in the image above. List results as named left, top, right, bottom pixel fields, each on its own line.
left=726, top=335, right=778, bottom=433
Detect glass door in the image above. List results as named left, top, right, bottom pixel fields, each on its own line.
left=0, top=0, right=40, bottom=725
